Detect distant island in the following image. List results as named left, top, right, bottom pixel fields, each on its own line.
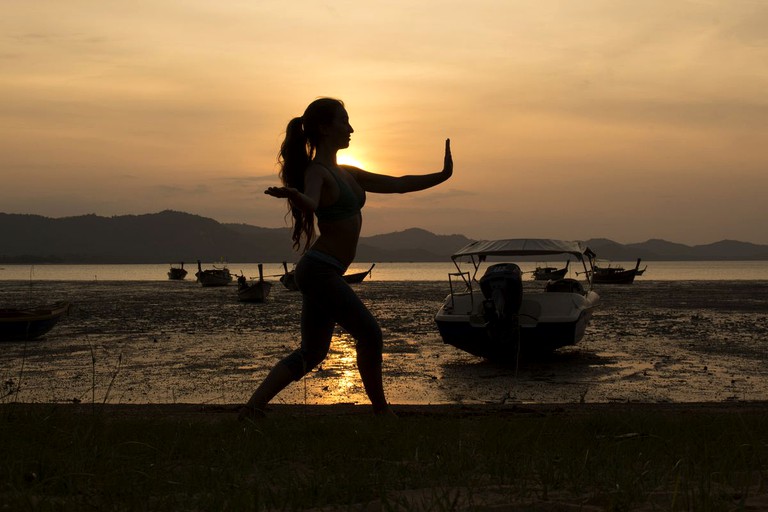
left=1, top=210, right=767, bottom=264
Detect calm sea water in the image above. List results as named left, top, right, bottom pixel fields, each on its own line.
left=1, top=260, right=768, bottom=282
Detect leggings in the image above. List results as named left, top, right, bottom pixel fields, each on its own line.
left=279, top=253, right=383, bottom=381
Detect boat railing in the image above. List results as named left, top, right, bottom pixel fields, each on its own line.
left=447, top=271, right=473, bottom=311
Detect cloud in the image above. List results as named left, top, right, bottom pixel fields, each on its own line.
left=392, top=188, right=476, bottom=203
left=218, top=174, right=278, bottom=186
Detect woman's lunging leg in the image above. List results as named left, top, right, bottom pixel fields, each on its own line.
left=329, top=281, right=390, bottom=413
left=241, top=291, right=334, bottom=418
left=240, top=361, right=295, bottom=416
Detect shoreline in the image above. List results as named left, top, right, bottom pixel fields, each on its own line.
left=5, top=400, right=768, bottom=419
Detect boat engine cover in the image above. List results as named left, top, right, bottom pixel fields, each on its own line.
left=479, top=263, right=523, bottom=319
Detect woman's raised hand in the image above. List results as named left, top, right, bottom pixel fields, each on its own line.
left=442, top=138, right=453, bottom=179
left=264, top=186, right=297, bottom=199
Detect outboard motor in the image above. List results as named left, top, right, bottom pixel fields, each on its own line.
left=479, top=263, right=523, bottom=350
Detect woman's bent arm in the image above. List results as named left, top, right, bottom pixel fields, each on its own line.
left=264, top=165, right=324, bottom=212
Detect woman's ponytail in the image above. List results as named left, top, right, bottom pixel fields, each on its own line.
left=276, top=98, right=345, bottom=252
left=278, top=117, right=314, bottom=251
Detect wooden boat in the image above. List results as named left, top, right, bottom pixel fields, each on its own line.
left=167, top=262, right=188, bottom=280
left=279, top=261, right=376, bottom=290
left=279, top=261, right=298, bottom=291
left=195, top=260, right=233, bottom=287
left=0, top=302, right=71, bottom=341
left=343, top=263, right=375, bottom=284
left=237, top=264, right=273, bottom=303
left=532, top=260, right=569, bottom=281
left=591, top=258, right=643, bottom=285
left=435, top=239, right=599, bottom=360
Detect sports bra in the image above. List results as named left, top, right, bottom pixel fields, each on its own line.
left=315, top=164, right=365, bottom=222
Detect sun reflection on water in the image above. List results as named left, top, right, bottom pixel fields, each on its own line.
left=310, top=332, right=362, bottom=404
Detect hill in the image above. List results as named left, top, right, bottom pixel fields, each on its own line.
left=584, top=238, right=768, bottom=261
left=356, top=228, right=473, bottom=262
left=0, top=211, right=293, bottom=264
left=0, top=211, right=473, bottom=264
left=1, top=211, right=766, bottom=263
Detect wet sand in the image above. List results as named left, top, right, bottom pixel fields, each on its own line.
left=2, top=279, right=767, bottom=406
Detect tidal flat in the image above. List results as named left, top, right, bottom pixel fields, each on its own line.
left=1, top=279, right=767, bottom=406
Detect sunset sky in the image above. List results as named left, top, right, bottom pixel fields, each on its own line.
left=2, top=1, right=767, bottom=245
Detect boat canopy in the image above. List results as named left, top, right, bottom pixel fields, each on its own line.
left=451, top=239, right=588, bottom=260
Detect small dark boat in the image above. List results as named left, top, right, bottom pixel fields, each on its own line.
left=167, top=262, right=188, bottom=280
left=237, top=264, right=273, bottom=303
left=280, top=261, right=376, bottom=290
left=532, top=260, right=569, bottom=281
left=279, top=261, right=298, bottom=291
left=196, top=260, right=233, bottom=287
left=0, top=302, right=71, bottom=341
left=343, top=263, right=375, bottom=284
left=592, top=258, right=643, bottom=284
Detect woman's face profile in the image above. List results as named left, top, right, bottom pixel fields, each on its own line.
left=323, top=106, right=354, bottom=150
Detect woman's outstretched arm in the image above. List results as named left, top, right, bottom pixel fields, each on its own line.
left=349, top=139, right=452, bottom=194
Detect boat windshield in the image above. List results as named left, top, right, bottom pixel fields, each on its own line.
left=448, top=238, right=596, bottom=290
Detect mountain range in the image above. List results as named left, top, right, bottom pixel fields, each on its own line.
left=1, top=210, right=767, bottom=264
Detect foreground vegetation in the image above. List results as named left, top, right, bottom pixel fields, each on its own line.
left=1, top=403, right=767, bottom=511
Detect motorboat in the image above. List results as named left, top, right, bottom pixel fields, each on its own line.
left=237, top=264, right=273, bottom=303
left=0, top=302, right=71, bottom=341
left=196, top=260, right=233, bottom=287
left=434, top=239, right=600, bottom=360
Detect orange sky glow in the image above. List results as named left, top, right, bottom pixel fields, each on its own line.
left=2, top=1, right=767, bottom=244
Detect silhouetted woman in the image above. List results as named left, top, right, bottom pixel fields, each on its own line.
left=240, top=97, right=452, bottom=418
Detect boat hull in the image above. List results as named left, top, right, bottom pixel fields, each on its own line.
left=0, top=302, right=70, bottom=341
left=592, top=270, right=636, bottom=284
left=435, top=309, right=594, bottom=360
left=434, top=285, right=599, bottom=361
left=196, top=270, right=232, bottom=287
left=532, top=268, right=568, bottom=281
left=279, top=272, right=298, bottom=291
left=238, top=281, right=273, bottom=302
left=196, top=260, right=232, bottom=287
left=280, top=263, right=375, bottom=290
left=167, top=268, right=188, bottom=280
left=343, top=264, right=375, bottom=284
left=532, top=261, right=569, bottom=281
left=592, top=259, right=643, bottom=284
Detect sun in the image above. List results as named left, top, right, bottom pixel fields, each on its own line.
left=337, top=152, right=367, bottom=169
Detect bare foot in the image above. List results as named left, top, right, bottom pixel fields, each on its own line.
left=237, top=405, right=266, bottom=422
left=373, top=405, right=398, bottom=418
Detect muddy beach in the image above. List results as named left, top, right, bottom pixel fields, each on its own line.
left=2, top=279, right=767, bottom=407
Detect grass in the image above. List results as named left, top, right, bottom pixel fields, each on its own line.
left=1, top=403, right=767, bottom=511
